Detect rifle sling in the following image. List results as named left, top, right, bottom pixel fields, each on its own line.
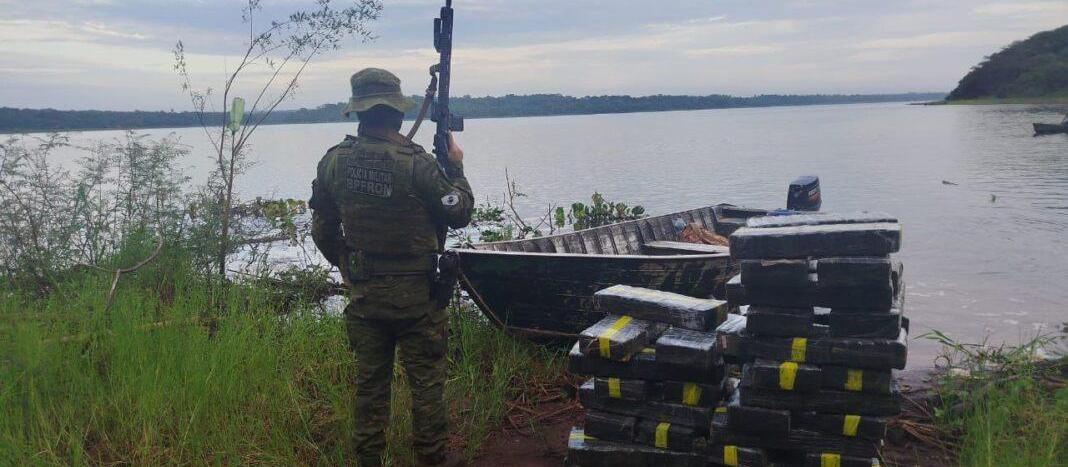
left=406, top=72, right=438, bottom=140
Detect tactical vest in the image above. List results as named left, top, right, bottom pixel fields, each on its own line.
left=322, top=135, right=440, bottom=272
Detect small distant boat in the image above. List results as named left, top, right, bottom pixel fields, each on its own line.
left=456, top=204, right=766, bottom=339
left=1033, top=123, right=1068, bottom=135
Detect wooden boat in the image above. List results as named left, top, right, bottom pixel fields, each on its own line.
left=456, top=204, right=766, bottom=339
left=1033, top=123, right=1068, bottom=135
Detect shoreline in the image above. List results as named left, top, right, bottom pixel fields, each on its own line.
left=1, top=99, right=938, bottom=135
left=918, top=96, right=1068, bottom=105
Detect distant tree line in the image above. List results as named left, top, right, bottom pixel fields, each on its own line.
left=948, top=24, right=1068, bottom=100
left=1, top=92, right=945, bottom=133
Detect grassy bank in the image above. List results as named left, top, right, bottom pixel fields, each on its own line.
left=0, top=250, right=565, bottom=465
left=921, top=332, right=1067, bottom=467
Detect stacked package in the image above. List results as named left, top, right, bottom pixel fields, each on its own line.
left=712, top=213, right=906, bottom=466
left=566, top=285, right=767, bottom=466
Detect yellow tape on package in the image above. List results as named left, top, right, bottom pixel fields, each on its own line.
left=655, top=422, right=670, bottom=449
left=598, top=315, right=633, bottom=358
left=790, top=337, right=807, bottom=362
left=845, top=369, right=863, bottom=392
left=779, top=361, right=799, bottom=390
left=682, top=383, right=702, bottom=406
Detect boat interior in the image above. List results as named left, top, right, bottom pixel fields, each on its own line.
left=470, top=204, right=767, bottom=256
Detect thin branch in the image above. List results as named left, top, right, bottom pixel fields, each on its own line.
left=104, top=234, right=164, bottom=311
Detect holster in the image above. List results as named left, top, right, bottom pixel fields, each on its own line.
left=432, top=250, right=460, bottom=310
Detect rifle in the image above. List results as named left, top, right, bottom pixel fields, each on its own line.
left=431, top=0, right=463, bottom=179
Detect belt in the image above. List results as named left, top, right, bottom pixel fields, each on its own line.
left=358, top=253, right=437, bottom=276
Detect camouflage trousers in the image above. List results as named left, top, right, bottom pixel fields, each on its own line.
left=345, top=275, right=448, bottom=467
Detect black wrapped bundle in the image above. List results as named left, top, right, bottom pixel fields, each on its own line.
left=729, top=222, right=902, bottom=260
left=709, top=411, right=880, bottom=458
left=801, top=452, right=882, bottom=467
left=568, top=343, right=659, bottom=380
left=726, top=389, right=790, bottom=435
left=817, top=257, right=902, bottom=288
left=827, top=307, right=902, bottom=338
left=566, top=428, right=705, bottom=467
left=738, top=334, right=832, bottom=365
left=727, top=275, right=897, bottom=310
left=821, top=365, right=894, bottom=394
left=746, top=306, right=823, bottom=337
left=697, top=443, right=770, bottom=467
left=714, top=314, right=747, bottom=359
left=579, top=380, right=713, bottom=429
left=578, top=315, right=661, bottom=361
left=742, top=359, right=822, bottom=392
left=594, top=285, right=730, bottom=331
left=655, top=327, right=720, bottom=382
left=584, top=411, right=636, bottom=443
left=634, top=420, right=699, bottom=451
left=738, top=377, right=902, bottom=416
left=743, top=359, right=893, bottom=395
left=738, top=329, right=908, bottom=370
left=657, top=380, right=723, bottom=407
left=593, top=376, right=650, bottom=401
left=745, top=212, right=897, bottom=229
left=794, top=412, right=888, bottom=441
left=740, top=259, right=814, bottom=286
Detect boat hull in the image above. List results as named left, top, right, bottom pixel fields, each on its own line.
left=1034, top=123, right=1068, bottom=135
left=458, top=250, right=733, bottom=338
left=455, top=204, right=764, bottom=338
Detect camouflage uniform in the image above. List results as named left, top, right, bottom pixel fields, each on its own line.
left=310, top=68, right=474, bottom=466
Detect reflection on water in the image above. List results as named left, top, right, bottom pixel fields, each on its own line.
left=55, top=102, right=1068, bottom=366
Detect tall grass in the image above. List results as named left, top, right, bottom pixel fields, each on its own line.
left=924, top=331, right=1067, bottom=467
left=0, top=247, right=565, bottom=465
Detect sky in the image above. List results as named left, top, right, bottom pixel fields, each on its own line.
left=1, top=0, right=1066, bottom=111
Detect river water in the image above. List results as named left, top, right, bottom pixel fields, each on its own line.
left=56, top=102, right=1068, bottom=366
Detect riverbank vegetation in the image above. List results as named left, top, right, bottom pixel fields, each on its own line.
left=905, top=331, right=1068, bottom=466
left=0, top=243, right=566, bottom=465
left=947, top=24, right=1068, bottom=102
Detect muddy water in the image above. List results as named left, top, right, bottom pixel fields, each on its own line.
left=59, top=102, right=1068, bottom=367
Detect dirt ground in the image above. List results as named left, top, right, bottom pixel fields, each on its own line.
left=470, top=401, right=582, bottom=466
left=468, top=368, right=953, bottom=466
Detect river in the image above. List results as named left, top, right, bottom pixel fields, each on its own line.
left=54, top=102, right=1068, bottom=366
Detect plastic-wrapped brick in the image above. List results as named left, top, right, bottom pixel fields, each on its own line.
left=742, top=359, right=822, bottom=392
left=657, top=380, right=723, bottom=407
left=725, top=389, right=790, bottom=435
left=794, top=412, right=888, bottom=442
left=745, top=212, right=897, bottom=229
left=729, top=222, right=902, bottom=260
left=801, top=452, right=882, bottom=467
left=738, top=376, right=902, bottom=416
left=579, top=380, right=713, bottom=429
left=578, top=315, right=662, bottom=361
left=593, top=376, right=650, bottom=401
left=634, top=419, right=699, bottom=451
left=568, top=343, right=659, bottom=380
left=655, top=327, right=720, bottom=382
left=584, top=411, right=637, bottom=443
left=594, top=284, right=730, bottom=331
left=565, top=428, right=705, bottom=467
left=740, top=259, right=814, bottom=286
left=738, top=329, right=908, bottom=370
left=709, top=410, right=881, bottom=458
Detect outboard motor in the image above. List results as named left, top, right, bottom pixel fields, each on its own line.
left=787, top=176, right=821, bottom=211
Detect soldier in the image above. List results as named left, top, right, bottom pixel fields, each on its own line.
left=310, top=68, right=474, bottom=466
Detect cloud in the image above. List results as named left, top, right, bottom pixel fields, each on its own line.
left=853, top=31, right=1013, bottom=50
left=973, top=2, right=1068, bottom=16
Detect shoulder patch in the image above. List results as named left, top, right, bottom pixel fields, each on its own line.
left=441, top=191, right=461, bottom=207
